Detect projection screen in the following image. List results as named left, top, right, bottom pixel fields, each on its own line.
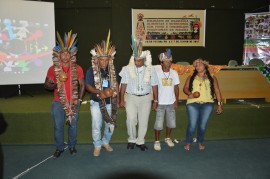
left=0, top=0, right=55, bottom=85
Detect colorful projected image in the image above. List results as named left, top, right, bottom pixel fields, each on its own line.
left=0, top=0, right=55, bottom=85
left=0, top=18, right=51, bottom=73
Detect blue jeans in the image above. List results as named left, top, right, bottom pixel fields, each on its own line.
left=51, top=101, right=80, bottom=151
left=90, top=100, right=113, bottom=148
left=186, top=102, right=214, bottom=144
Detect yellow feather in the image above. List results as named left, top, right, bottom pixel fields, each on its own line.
left=110, top=46, right=116, bottom=56
left=96, top=44, right=103, bottom=55
left=108, top=44, right=113, bottom=55
left=56, top=32, right=64, bottom=50
left=66, top=31, right=71, bottom=48
left=105, top=29, right=110, bottom=53
left=68, top=33, right=77, bottom=49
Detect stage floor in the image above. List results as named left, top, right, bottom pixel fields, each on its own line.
left=2, top=138, right=270, bottom=179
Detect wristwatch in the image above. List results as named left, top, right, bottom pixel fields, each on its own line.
left=217, top=101, right=223, bottom=106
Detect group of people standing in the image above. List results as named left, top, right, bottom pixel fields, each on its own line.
left=44, top=30, right=223, bottom=158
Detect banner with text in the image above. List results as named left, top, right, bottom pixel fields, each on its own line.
left=132, top=9, right=206, bottom=47
left=243, top=12, right=270, bottom=65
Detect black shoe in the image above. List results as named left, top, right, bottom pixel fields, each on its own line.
left=69, top=147, right=77, bottom=155
left=53, top=149, right=63, bottom=158
left=127, top=143, right=135, bottom=150
left=136, top=144, right=148, bottom=151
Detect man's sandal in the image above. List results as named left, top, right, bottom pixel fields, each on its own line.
left=184, top=144, right=191, bottom=151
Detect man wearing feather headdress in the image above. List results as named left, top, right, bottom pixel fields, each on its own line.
left=85, top=30, right=118, bottom=157
left=153, top=49, right=179, bottom=151
left=119, top=36, right=158, bottom=151
left=44, top=31, right=85, bottom=158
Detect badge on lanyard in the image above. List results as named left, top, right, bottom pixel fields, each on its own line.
left=102, top=79, right=109, bottom=87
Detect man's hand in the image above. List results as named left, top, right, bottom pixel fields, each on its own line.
left=119, top=99, right=125, bottom=108
left=174, top=100, right=178, bottom=109
left=152, top=101, right=158, bottom=111
left=44, top=77, right=56, bottom=90
left=98, top=91, right=107, bottom=99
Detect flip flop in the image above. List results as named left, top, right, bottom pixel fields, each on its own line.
left=184, top=144, right=190, bottom=151
left=198, top=143, right=205, bottom=150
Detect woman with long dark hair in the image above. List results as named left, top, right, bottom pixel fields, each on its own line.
left=183, top=59, right=223, bottom=151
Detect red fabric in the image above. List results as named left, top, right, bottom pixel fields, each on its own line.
left=46, top=65, right=84, bottom=102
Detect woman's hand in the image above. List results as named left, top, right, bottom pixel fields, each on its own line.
left=216, top=105, right=223, bottom=115
left=188, top=93, right=194, bottom=99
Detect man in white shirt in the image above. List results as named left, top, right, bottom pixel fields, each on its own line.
left=119, top=37, right=158, bottom=151
left=153, top=49, right=180, bottom=151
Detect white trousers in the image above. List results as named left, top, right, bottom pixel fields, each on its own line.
left=125, top=93, right=152, bottom=145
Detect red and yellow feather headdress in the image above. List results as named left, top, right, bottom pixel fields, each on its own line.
left=55, top=30, right=77, bottom=51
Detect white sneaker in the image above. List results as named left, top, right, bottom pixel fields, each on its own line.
left=165, top=138, right=175, bottom=147
left=154, top=141, right=161, bottom=151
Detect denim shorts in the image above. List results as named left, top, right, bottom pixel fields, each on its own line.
left=154, top=104, right=176, bottom=130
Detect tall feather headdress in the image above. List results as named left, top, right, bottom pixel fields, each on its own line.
left=55, top=30, right=77, bottom=51
left=52, top=30, right=79, bottom=127
left=92, top=29, right=116, bottom=57
left=128, top=35, right=152, bottom=82
left=131, top=35, right=143, bottom=58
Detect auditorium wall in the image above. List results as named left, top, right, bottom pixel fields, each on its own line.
left=0, top=0, right=269, bottom=97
